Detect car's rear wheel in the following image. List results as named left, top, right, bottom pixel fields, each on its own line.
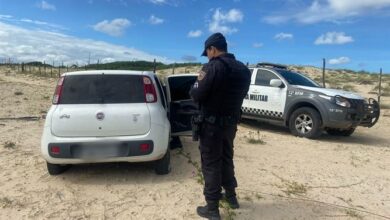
left=154, top=150, right=171, bottom=175
left=289, top=107, right=322, bottom=139
left=46, top=162, right=71, bottom=175
left=326, top=127, right=356, bottom=136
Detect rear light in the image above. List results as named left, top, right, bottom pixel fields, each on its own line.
left=143, top=76, right=157, bottom=103
left=50, top=146, right=60, bottom=155
left=52, top=77, right=65, bottom=104
left=140, top=143, right=150, bottom=152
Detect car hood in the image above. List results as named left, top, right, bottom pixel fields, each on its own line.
left=296, top=86, right=364, bottom=100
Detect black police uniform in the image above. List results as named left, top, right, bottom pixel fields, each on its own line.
left=190, top=53, right=251, bottom=202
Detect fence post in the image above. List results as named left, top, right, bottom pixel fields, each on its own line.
left=322, top=58, right=326, bottom=88
left=51, top=61, right=54, bottom=77
left=153, top=59, right=156, bottom=73
left=43, top=61, right=46, bottom=76
left=378, top=68, right=382, bottom=104
left=22, top=62, right=25, bottom=72
left=172, top=62, right=176, bottom=75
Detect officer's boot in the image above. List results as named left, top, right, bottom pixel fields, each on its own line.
left=196, top=200, right=221, bottom=220
left=222, top=188, right=240, bottom=209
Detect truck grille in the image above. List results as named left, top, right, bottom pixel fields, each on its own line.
left=348, top=98, right=365, bottom=113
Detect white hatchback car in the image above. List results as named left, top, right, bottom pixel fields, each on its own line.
left=41, top=70, right=197, bottom=175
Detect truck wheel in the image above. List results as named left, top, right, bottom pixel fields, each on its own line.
left=154, top=150, right=171, bottom=175
left=46, top=162, right=71, bottom=175
left=289, top=107, right=322, bottom=139
left=326, top=127, right=356, bottom=137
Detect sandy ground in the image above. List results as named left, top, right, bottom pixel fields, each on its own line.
left=1, top=69, right=390, bottom=220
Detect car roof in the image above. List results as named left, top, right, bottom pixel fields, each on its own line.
left=62, top=70, right=154, bottom=76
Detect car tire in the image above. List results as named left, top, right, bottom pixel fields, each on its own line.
left=46, top=162, right=71, bottom=175
left=289, top=107, right=322, bottom=139
left=154, top=150, right=171, bottom=175
left=326, top=127, right=356, bottom=137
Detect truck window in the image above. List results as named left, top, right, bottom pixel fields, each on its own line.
left=255, top=69, right=279, bottom=86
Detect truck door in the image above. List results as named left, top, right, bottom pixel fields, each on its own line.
left=248, top=69, right=287, bottom=120
left=165, top=74, right=198, bottom=136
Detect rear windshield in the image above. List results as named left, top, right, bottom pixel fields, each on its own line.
left=60, top=75, right=144, bottom=104
left=277, top=70, right=320, bottom=88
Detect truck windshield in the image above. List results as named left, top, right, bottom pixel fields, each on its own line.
left=277, top=70, right=320, bottom=88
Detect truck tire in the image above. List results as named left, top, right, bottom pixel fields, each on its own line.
left=46, top=162, right=71, bottom=175
left=326, top=127, right=356, bottom=137
left=289, top=107, right=322, bottom=139
left=154, top=150, right=171, bottom=175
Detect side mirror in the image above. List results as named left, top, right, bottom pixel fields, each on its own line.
left=270, top=79, right=284, bottom=88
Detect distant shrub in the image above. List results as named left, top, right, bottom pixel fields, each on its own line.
left=342, top=84, right=356, bottom=92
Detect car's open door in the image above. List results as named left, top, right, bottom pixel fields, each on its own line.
left=165, top=74, right=198, bottom=136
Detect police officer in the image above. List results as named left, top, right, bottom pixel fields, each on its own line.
left=190, top=32, right=251, bottom=219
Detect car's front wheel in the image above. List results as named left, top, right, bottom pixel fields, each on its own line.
left=46, top=162, right=71, bottom=175
left=154, top=150, right=171, bottom=175
left=289, top=107, right=322, bottom=139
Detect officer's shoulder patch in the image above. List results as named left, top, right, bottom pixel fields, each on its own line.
left=197, top=70, right=207, bottom=81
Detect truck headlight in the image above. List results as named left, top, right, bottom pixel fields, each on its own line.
left=335, top=96, right=351, bottom=108
left=319, top=94, right=332, bottom=100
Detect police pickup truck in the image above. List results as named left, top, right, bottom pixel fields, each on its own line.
left=241, top=63, right=380, bottom=139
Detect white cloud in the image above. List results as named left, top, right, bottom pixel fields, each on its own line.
left=274, top=32, right=293, bottom=40
left=93, top=18, right=131, bottom=37
left=264, top=0, right=390, bottom=24
left=0, top=21, right=172, bottom=65
left=0, top=15, right=66, bottom=31
left=315, top=32, right=354, bottom=45
left=329, top=56, right=351, bottom=65
left=0, top=15, right=12, bottom=19
left=150, top=0, right=166, bottom=4
left=253, top=43, right=263, bottom=48
left=209, top=8, right=244, bottom=35
left=188, top=30, right=202, bottom=38
left=149, top=15, right=164, bottom=25
left=38, top=1, right=56, bottom=11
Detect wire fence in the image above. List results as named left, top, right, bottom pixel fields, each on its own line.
left=0, top=59, right=202, bottom=78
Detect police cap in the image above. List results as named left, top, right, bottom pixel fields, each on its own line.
left=201, top=32, right=227, bottom=56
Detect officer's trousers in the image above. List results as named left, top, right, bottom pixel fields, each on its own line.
left=199, top=122, right=238, bottom=201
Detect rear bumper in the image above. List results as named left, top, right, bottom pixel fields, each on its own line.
left=41, top=123, right=169, bottom=164
left=48, top=140, right=154, bottom=158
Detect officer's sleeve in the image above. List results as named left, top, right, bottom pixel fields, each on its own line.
left=189, top=64, right=217, bottom=102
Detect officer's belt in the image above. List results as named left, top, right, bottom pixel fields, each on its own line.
left=202, top=114, right=239, bottom=126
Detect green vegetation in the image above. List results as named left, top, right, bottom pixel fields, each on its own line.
left=345, top=209, right=363, bottom=220
left=246, top=131, right=266, bottom=145
left=3, top=141, right=16, bottom=149
left=282, top=181, right=308, bottom=196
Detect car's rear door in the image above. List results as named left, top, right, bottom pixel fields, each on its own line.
left=165, top=74, right=198, bottom=136
left=51, top=74, right=151, bottom=137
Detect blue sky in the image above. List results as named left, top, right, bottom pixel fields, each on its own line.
left=0, top=0, right=389, bottom=72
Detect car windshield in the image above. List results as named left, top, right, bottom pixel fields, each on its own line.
left=277, top=70, right=320, bottom=88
